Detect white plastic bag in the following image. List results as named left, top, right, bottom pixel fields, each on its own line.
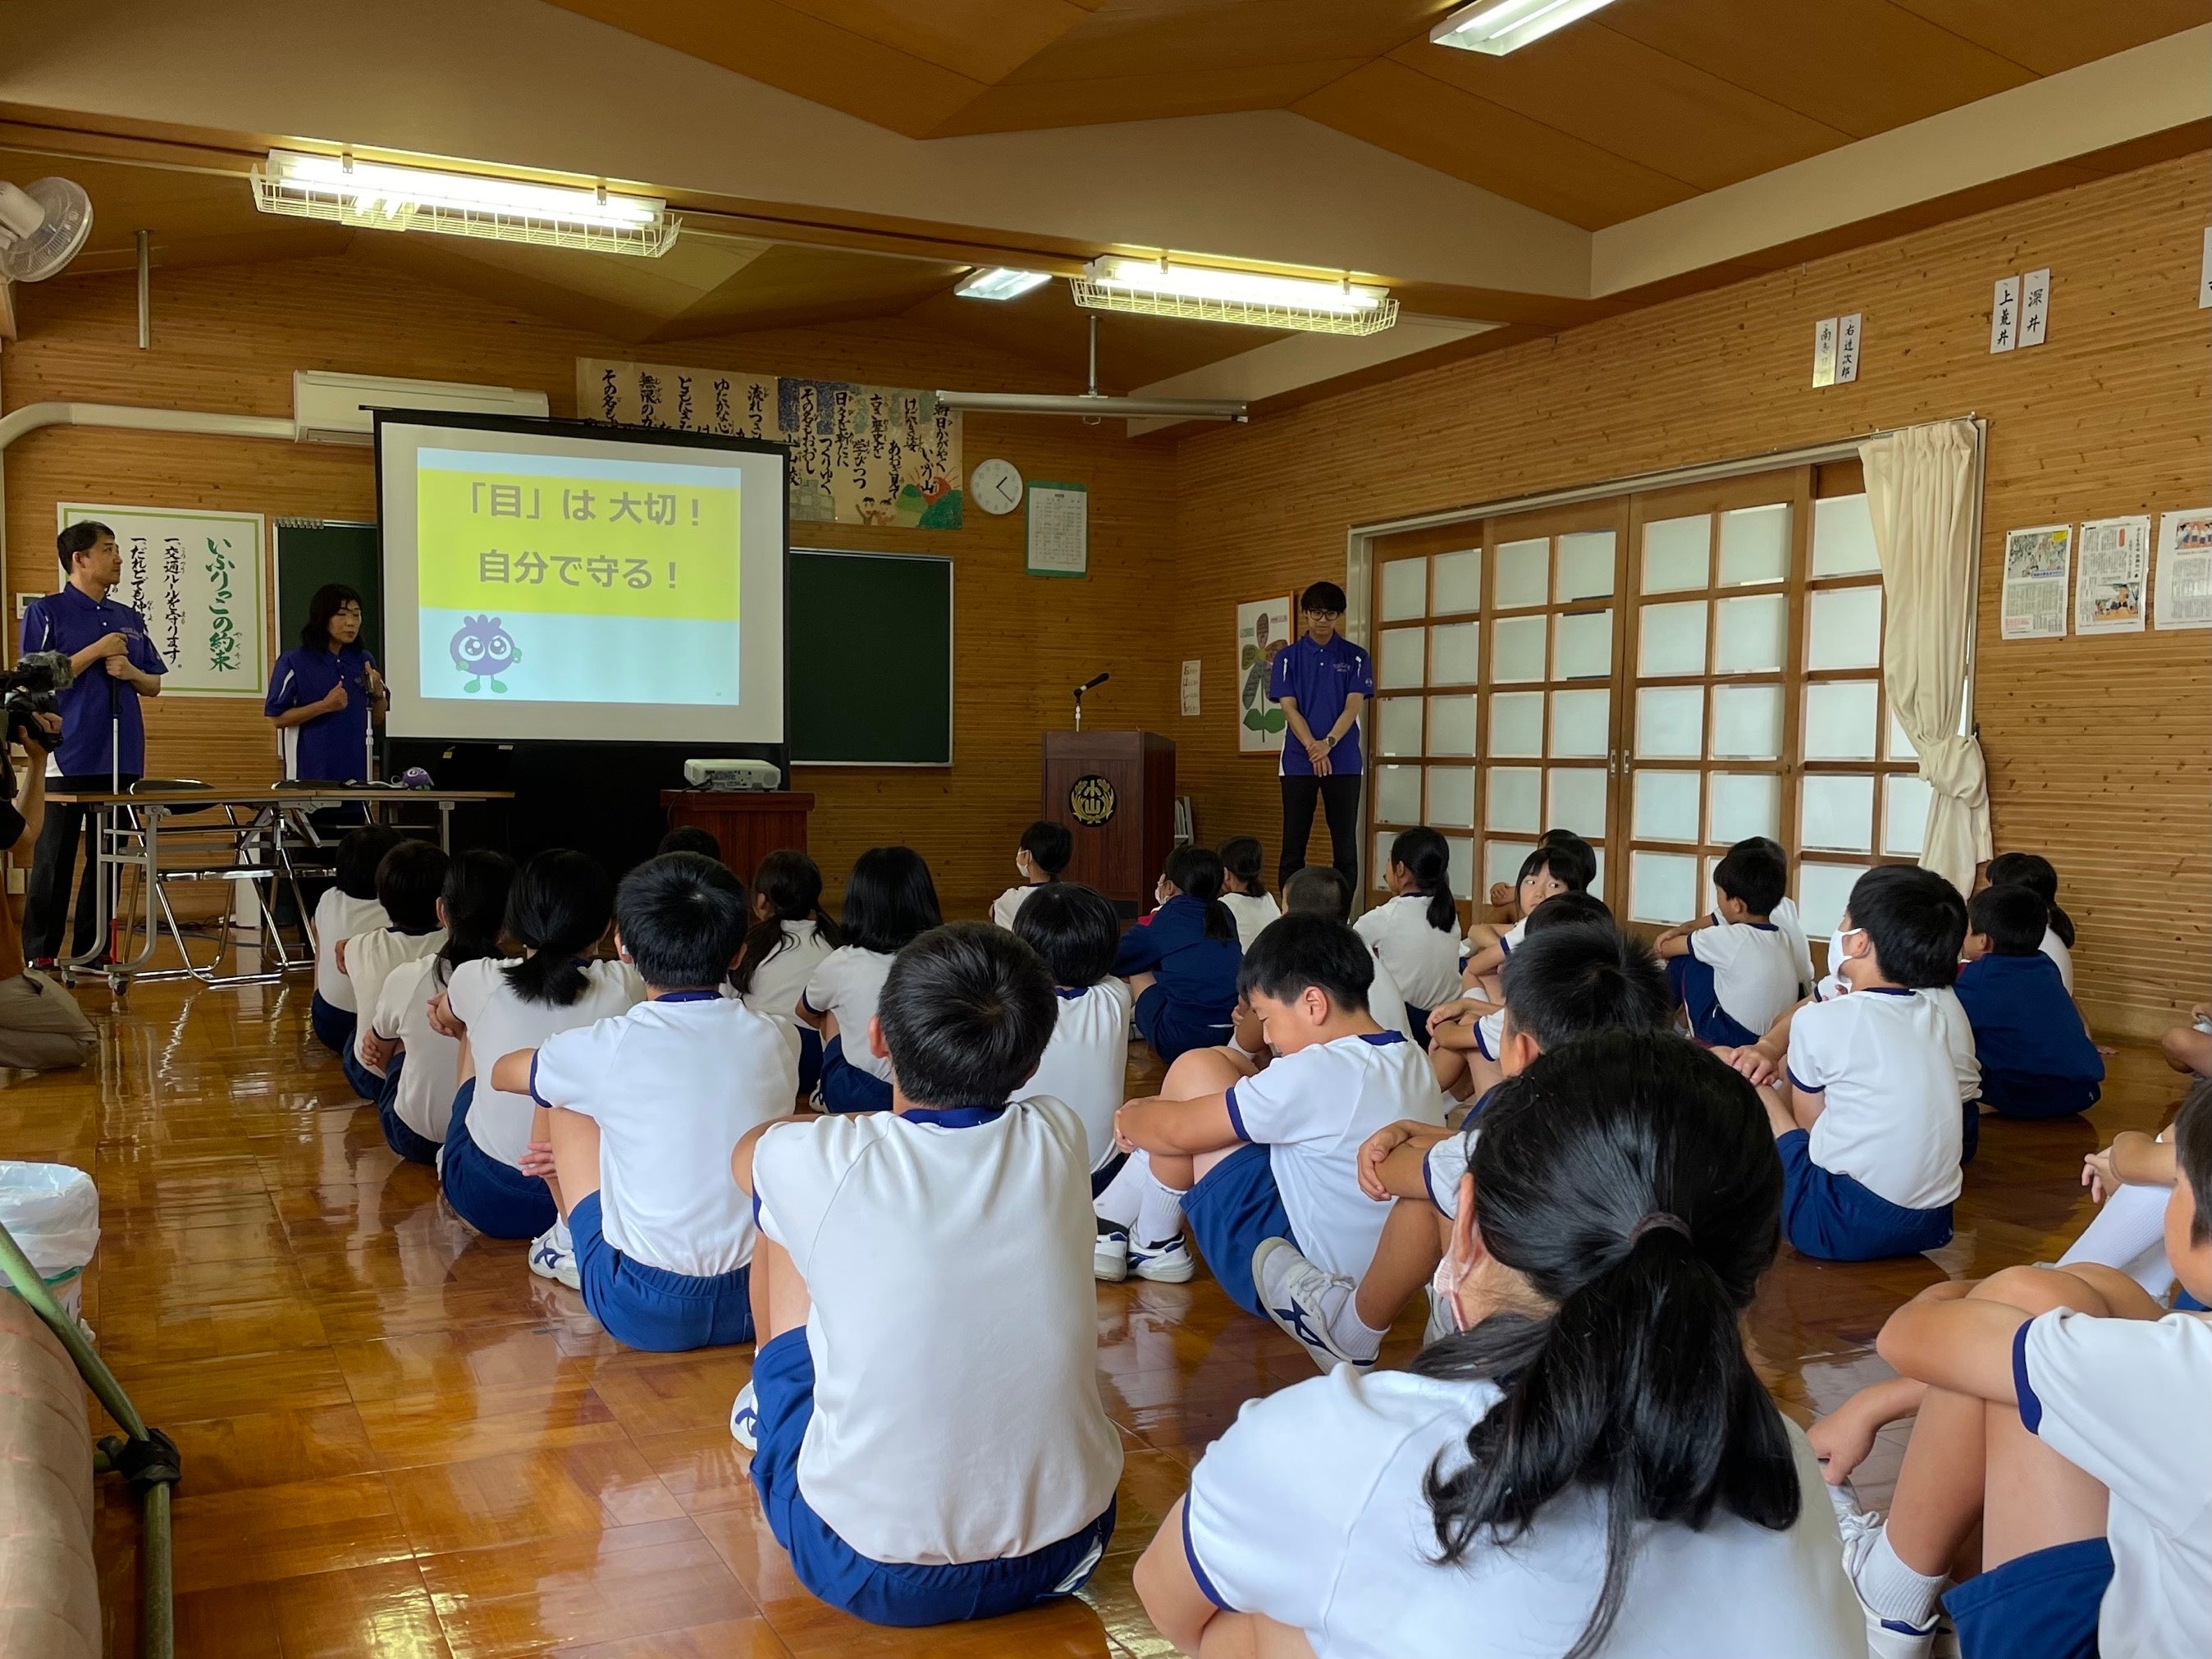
left=0, top=1161, right=99, bottom=1319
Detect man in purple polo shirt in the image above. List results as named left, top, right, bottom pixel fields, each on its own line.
left=1267, top=582, right=1371, bottom=899
left=20, top=521, right=167, bottom=965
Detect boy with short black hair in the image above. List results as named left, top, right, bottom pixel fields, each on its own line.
left=308, top=823, right=400, bottom=1053
left=1013, top=882, right=1134, bottom=1188
left=487, top=852, right=795, bottom=1351
left=729, top=922, right=1121, bottom=1627
left=1957, top=881, right=2103, bottom=1122
left=991, top=819, right=1073, bottom=931
left=656, top=824, right=722, bottom=861
left=1282, top=865, right=1408, bottom=1038
left=1654, top=838, right=1798, bottom=1046
left=340, top=839, right=450, bottom=1102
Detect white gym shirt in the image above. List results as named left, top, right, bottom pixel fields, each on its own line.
left=1786, top=987, right=1963, bottom=1212
left=1355, top=894, right=1465, bottom=1011
left=445, top=956, right=642, bottom=1168
left=801, top=946, right=898, bottom=1082
left=1020, top=980, right=1135, bottom=1172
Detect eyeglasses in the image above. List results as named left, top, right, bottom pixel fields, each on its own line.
left=1305, top=609, right=1343, bottom=621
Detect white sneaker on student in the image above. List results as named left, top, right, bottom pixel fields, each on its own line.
left=528, top=1226, right=580, bottom=1291
left=1253, top=1236, right=1377, bottom=1373
left=729, top=1381, right=758, bottom=1451
left=1094, top=1228, right=1131, bottom=1282
left=1127, top=1235, right=1195, bottom=1283
left=1838, top=1505, right=1941, bottom=1659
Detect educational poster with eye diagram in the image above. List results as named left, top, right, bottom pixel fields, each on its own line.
left=1236, top=596, right=1291, bottom=752
left=56, top=503, right=265, bottom=696
left=2153, top=509, right=2212, bottom=628
left=2074, top=515, right=2150, bottom=635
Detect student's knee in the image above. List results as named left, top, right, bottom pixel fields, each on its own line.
left=1163, top=1045, right=1245, bottom=1099
left=1969, top=1264, right=2111, bottom=1319
left=2159, top=1026, right=2210, bottom=1074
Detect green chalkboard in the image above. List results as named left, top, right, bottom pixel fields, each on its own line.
left=788, top=549, right=953, bottom=766
left=273, top=520, right=384, bottom=667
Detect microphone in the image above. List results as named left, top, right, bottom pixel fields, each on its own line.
left=1076, top=672, right=1110, bottom=693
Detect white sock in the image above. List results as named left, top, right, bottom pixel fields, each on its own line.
left=551, top=1218, right=574, bottom=1252
left=2059, top=1180, right=2174, bottom=1296
left=1095, top=1150, right=1149, bottom=1230
left=1258, top=1244, right=1384, bottom=1362
left=1135, top=1172, right=1187, bottom=1250
left=1855, top=1526, right=1945, bottom=1628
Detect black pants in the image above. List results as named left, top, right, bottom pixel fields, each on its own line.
left=23, top=774, right=134, bottom=962
left=1279, top=772, right=1363, bottom=898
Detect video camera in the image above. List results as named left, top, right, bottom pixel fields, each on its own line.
left=2, top=650, right=72, bottom=753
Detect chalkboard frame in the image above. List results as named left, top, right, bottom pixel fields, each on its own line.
left=788, top=547, right=954, bottom=768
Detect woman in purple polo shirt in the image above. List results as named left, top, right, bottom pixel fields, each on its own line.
left=1267, top=582, right=1372, bottom=899
left=265, top=584, right=386, bottom=782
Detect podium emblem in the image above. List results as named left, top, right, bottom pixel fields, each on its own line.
left=1068, top=774, right=1117, bottom=827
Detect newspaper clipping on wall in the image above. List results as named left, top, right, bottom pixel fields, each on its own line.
left=2074, top=515, right=2150, bottom=636
left=1999, top=524, right=2071, bottom=640
left=2153, top=508, right=2212, bottom=629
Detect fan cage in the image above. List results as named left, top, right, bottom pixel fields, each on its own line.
left=250, top=169, right=679, bottom=258
left=1071, top=279, right=1397, bottom=336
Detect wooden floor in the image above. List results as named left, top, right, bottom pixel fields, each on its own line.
left=3, top=972, right=2182, bottom=1658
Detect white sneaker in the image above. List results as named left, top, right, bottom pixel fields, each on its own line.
left=1253, top=1236, right=1374, bottom=1373
left=1128, top=1235, right=1196, bottom=1283
left=1094, top=1229, right=1131, bottom=1282
left=1838, top=1505, right=1941, bottom=1659
left=528, top=1226, right=580, bottom=1291
left=729, top=1381, right=758, bottom=1451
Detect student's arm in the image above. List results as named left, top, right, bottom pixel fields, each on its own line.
left=792, top=995, right=828, bottom=1031
left=335, top=935, right=351, bottom=976
left=1115, top=1093, right=1239, bottom=1158
left=1875, top=1279, right=2026, bottom=1401
left=1422, top=998, right=1495, bottom=1054
left=2107, top=1130, right=2176, bottom=1188
left=1807, top=1375, right=1928, bottom=1487
left=1460, top=942, right=1506, bottom=983
left=1357, top=1119, right=1456, bottom=1203
left=1713, top=994, right=1813, bottom=1087
left=1114, top=920, right=1170, bottom=977
left=1652, top=915, right=1712, bottom=960
left=1134, top=1499, right=1222, bottom=1657
left=729, top=1115, right=791, bottom=1198
left=488, top=1046, right=536, bottom=1098
left=1787, top=1081, right=1826, bottom=1131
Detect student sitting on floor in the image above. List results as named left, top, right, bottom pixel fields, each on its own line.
left=1653, top=837, right=1798, bottom=1048
left=2159, top=1003, right=2212, bottom=1080
left=1985, top=848, right=2077, bottom=992
left=1105, top=912, right=1446, bottom=1318
left=729, top=923, right=1122, bottom=1628
left=1281, top=866, right=1409, bottom=1039
left=1013, top=882, right=1134, bottom=1195
left=1354, top=826, right=1462, bottom=1048
left=1216, top=836, right=1281, bottom=953
left=734, top=850, right=837, bottom=1101
left=2057, top=1081, right=2208, bottom=1308
left=797, top=845, right=939, bottom=1114
left=656, top=825, right=722, bottom=861
left=432, top=849, right=640, bottom=1249
left=990, top=819, right=1072, bottom=932
left=1259, top=916, right=1674, bottom=1371
left=337, top=839, right=450, bottom=1102
left=1424, top=889, right=1618, bottom=1104
left=1748, top=836, right=1818, bottom=996
left=1114, top=844, right=1242, bottom=1067
left=1458, top=834, right=1594, bottom=999
left=490, top=853, right=797, bottom=1353
left=369, top=848, right=514, bottom=1163
left=1133, top=1031, right=1863, bottom=1659
left=1815, top=1085, right=2209, bottom=1659
left=1719, top=865, right=1971, bottom=1263
left=1956, top=881, right=2103, bottom=1121
left=308, top=823, right=400, bottom=1055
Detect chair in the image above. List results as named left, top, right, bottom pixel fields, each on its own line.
left=110, top=780, right=299, bottom=984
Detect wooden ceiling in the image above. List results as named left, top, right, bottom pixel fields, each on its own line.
left=542, top=0, right=2208, bottom=227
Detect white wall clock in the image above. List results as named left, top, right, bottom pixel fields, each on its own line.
left=971, top=457, right=1024, bottom=515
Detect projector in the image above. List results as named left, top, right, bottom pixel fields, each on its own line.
left=683, top=758, right=781, bottom=792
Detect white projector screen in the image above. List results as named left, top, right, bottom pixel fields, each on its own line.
left=377, top=413, right=786, bottom=745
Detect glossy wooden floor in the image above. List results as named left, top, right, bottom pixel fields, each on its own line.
left=3, top=973, right=2182, bottom=1658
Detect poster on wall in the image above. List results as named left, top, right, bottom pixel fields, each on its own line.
left=2153, top=508, right=2212, bottom=629
left=56, top=504, right=265, bottom=697
left=2074, top=514, right=2150, bottom=636
left=578, top=358, right=962, bottom=529
left=1999, top=524, right=2071, bottom=640
left=1236, top=596, right=1291, bottom=753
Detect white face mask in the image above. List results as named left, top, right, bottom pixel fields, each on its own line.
left=1154, top=880, right=1171, bottom=907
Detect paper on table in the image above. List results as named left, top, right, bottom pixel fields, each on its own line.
left=2154, top=508, right=2212, bottom=629
left=2074, top=515, right=2150, bottom=635
left=1999, top=524, right=2071, bottom=640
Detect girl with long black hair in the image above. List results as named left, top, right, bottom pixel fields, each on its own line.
left=1355, top=825, right=1463, bottom=1048
left=734, top=849, right=839, bottom=1099
left=797, top=846, right=941, bottom=1113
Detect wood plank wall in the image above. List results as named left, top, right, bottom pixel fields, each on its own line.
left=1167, top=152, right=2211, bottom=1043
left=0, top=257, right=1180, bottom=921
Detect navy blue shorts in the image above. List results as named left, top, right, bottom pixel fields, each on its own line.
left=1132, top=984, right=1233, bottom=1067
left=1945, top=1536, right=2110, bottom=1659
left=1980, top=1068, right=2100, bottom=1121
left=569, top=1191, right=752, bottom=1352
left=1962, top=1096, right=1982, bottom=1166
left=340, top=1043, right=386, bottom=1104
left=310, top=990, right=354, bottom=1056
left=376, top=1056, right=441, bottom=1164
left=437, top=1077, right=556, bottom=1240
left=1668, top=955, right=1762, bottom=1048
left=796, top=1026, right=823, bottom=1099
left=1404, top=1005, right=1434, bottom=1051
left=817, top=1033, right=893, bottom=1114
left=748, top=1328, right=1116, bottom=1626
left=1090, top=1149, right=1129, bottom=1201
left=1776, top=1129, right=1951, bottom=1261
left=1181, top=1141, right=1295, bottom=1318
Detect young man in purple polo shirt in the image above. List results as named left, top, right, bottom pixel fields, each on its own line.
left=1267, top=582, right=1372, bottom=899
left=20, top=522, right=167, bottom=965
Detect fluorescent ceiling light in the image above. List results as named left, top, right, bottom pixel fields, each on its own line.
left=955, top=267, right=1052, bottom=300
left=250, top=150, right=678, bottom=258
left=1431, top=0, right=1618, bottom=56
left=1072, top=256, right=1396, bottom=336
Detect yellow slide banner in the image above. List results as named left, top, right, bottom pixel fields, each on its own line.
left=417, top=466, right=741, bottom=620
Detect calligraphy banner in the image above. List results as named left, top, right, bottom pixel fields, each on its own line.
left=577, top=357, right=963, bottom=529
left=56, top=504, right=266, bottom=697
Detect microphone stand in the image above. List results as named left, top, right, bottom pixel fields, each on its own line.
left=1073, top=684, right=1085, bottom=732
left=106, top=669, right=121, bottom=965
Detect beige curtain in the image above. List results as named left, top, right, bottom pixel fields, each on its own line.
left=1859, top=418, right=1990, bottom=894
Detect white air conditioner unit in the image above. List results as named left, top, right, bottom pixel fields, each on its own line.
left=291, top=370, right=551, bottom=445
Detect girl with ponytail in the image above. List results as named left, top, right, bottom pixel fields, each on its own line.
left=433, top=848, right=642, bottom=1242
left=1216, top=835, right=1282, bottom=953
left=1136, top=1028, right=1862, bottom=1659
left=1114, top=845, right=1243, bottom=1066
left=1355, top=825, right=1464, bottom=1049
left=734, top=849, right=839, bottom=1097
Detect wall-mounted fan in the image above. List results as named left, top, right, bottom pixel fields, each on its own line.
left=0, top=177, right=94, bottom=282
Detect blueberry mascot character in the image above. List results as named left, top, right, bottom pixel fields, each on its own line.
left=450, top=614, right=520, bottom=694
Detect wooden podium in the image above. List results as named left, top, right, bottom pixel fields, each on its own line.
left=1043, top=731, right=1175, bottom=912
left=660, top=790, right=815, bottom=880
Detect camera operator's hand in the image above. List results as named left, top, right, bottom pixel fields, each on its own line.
left=29, top=712, right=59, bottom=749
left=320, top=683, right=350, bottom=714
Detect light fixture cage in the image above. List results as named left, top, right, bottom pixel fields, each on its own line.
left=249, top=160, right=679, bottom=258
left=1071, top=277, right=1398, bottom=336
